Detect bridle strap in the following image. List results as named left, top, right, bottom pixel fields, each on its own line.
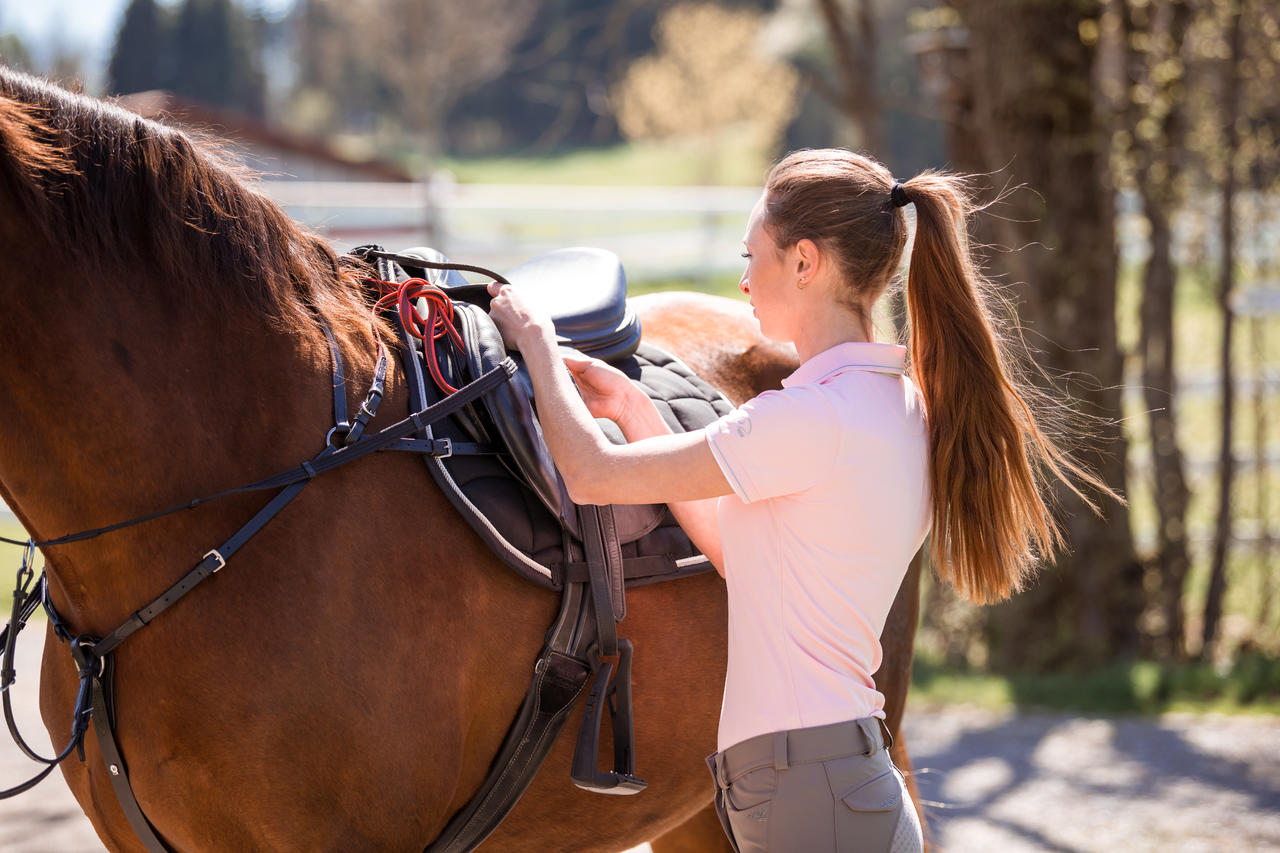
left=0, top=358, right=515, bottom=553
left=1, top=549, right=93, bottom=800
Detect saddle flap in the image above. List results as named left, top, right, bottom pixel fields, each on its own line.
left=451, top=302, right=667, bottom=544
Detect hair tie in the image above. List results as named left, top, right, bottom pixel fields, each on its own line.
left=890, top=182, right=911, bottom=208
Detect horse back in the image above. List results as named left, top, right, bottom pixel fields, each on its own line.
left=629, top=292, right=799, bottom=405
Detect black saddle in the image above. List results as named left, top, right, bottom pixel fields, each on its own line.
left=396, top=246, right=728, bottom=589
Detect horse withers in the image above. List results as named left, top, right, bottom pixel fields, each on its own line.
left=0, top=67, right=922, bottom=852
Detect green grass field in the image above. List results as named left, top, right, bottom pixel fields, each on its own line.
left=441, top=136, right=771, bottom=187
left=910, top=653, right=1280, bottom=715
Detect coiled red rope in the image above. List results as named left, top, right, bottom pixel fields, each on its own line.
left=365, top=277, right=468, bottom=394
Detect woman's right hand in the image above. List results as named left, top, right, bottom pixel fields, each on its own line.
left=563, top=351, right=642, bottom=426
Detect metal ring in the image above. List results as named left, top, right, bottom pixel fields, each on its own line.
left=325, top=426, right=349, bottom=448
left=73, top=637, right=106, bottom=679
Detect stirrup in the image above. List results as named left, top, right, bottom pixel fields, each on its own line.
left=570, top=638, right=647, bottom=795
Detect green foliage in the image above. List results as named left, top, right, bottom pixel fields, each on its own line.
left=0, top=33, right=35, bottom=73
left=911, top=654, right=1280, bottom=715
left=627, top=273, right=743, bottom=300
left=0, top=520, right=27, bottom=574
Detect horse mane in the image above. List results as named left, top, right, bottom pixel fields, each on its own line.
left=0, top=66, right=375, bottom=339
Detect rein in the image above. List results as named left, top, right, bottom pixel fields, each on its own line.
left=0, top=258, right=515, bottom=850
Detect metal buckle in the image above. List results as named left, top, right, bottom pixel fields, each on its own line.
left=436, top=437, right=453, bottom=458
left=203, top=549, right=227, bottom=573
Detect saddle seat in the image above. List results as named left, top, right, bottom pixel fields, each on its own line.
left=406, top=246, right=641, bottom=361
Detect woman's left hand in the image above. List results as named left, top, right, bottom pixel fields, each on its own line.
left=487, top=281, right=554, bottom=351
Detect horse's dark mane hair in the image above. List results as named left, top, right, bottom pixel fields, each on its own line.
left=0, top=66, right=374, bottom=338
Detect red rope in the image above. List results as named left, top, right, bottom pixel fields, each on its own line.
left=364, top=277, right=469, bottom=394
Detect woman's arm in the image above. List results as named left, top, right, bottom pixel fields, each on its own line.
left=488, top=283, right=730, bottom=572
left=564, top=353, right=726, bottom=574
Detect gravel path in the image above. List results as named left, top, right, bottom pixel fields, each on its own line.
left=3, top=636, right=1278, bottom=852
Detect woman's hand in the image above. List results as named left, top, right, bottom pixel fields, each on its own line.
left=487, top=281, right=554, bottom=351
left=563, top=352, right=643, bottom=425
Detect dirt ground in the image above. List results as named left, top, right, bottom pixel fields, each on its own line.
left=3, top=637, right=1278, bottom=852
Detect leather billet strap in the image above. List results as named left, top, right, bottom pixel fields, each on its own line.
left=578, top=504, right=625, bottom=657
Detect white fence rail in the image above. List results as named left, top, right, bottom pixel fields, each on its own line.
left=258, top=181, right=761, bottom=282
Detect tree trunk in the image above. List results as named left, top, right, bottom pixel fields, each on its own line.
left=1200, top=0, right=1245, bottom=662
left=1124, top=0, right=1194, bottom=661
left=813, top=0, right=885, bottom=156
left=1140, top=197, right=1193, bottom=659
left=946, top=0, right=1140, bottom=670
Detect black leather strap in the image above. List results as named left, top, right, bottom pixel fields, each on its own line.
left=319, top=322, right=352, bottom=442
left=91, top=478, right=311, bottom=658
left=423, top=584, right=594, bottom=853
left=578, top=504, right=622, bottom=658
left=559, top=554, right=688, bottom=585
left=82, top=654, right=172, bottom=853
left=0, top=358, right=515, bottom=553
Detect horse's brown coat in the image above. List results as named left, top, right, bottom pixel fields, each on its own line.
left=0, top=68, right=920, bottom=852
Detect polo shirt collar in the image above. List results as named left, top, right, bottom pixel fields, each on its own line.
left=781, top=341, right=907, bottom=388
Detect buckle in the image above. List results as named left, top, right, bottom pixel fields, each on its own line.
left=203, top=549, right=227, bottom=573
left=435, top=437, right=453, bottom=458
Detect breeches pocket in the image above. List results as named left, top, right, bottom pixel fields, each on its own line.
left=823, top=753, right=917, bottom=852
left=830, top=764, right=903, bottom=813
left=725, top=764, right=777, bottom=813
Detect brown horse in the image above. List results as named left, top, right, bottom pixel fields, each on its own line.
left=0, top=68, right=921, bottom=852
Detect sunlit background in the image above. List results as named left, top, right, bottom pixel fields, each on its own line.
left=0, top=1, right=1277, bottom=850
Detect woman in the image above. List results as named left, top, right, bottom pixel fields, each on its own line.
left=487, top=149, right=1105, bottom=852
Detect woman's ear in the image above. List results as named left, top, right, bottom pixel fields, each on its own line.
left=794, top=237, right=820, bottom=283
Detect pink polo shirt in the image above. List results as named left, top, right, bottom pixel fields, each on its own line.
left=704, top=341, right=931, bottom=751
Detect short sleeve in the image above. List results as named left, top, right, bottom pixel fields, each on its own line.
left=704, top=387, right=841, bottom=503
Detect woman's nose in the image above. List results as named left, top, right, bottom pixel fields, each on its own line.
left=738, top=275, right=749, bottom=295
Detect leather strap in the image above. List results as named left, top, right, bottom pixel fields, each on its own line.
left=79, top=653, right=172, bottom=853
left=92, top=479, right=310, bottom=658
left=578, top=505, right=624, bottom=657
left=423, top=584, right=594, bottom=853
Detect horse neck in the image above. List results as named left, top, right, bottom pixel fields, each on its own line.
left=0, top=262, right=383, bottom=636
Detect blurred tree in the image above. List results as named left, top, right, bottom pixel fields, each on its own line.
left=306, top=0, right=538, bottom=165
left=170, top=0, right=265, bottom=116
left=1200, top=0, right=1245, bottom=663
left=807, top=0, right=884, bottom=157
left=0, top=33, right=35, bottom=73
left=1114, top=0, right=1194, bottom=661
left=939, top=0, right=1140, bottom=670
left=107, top=0, right=168, bottom=95
left=288, top=0, right=395, bottom=135
left=612, top=2, right=799, bottom=181
left=443, top=0, right=772, bottom=156
left=446, top=0, right=659, bottom=154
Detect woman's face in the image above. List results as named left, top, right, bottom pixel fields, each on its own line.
left=739, top=194, right=799, bottom=342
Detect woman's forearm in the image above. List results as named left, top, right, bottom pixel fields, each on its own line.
left=516, top=330, right=726, bottom=575
left=607, top=380, right=726, bottom=576
left=516, top=327, right=615, bottom=501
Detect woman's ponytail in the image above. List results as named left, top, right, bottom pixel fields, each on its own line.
left=762, top=150, right=1117, bottom=603
left=901, top=174, right=1112, bottom=602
